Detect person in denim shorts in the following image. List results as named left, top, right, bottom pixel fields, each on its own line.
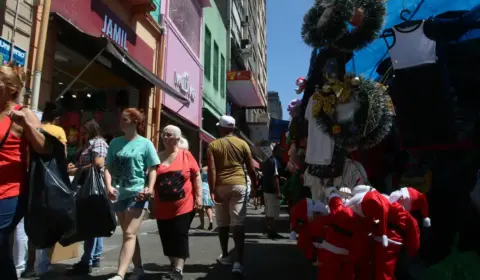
left=104, top=108, right=160, bottom=280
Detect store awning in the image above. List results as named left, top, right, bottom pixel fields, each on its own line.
left=200, top=129, right=215, bottom=143
left=227, top=70, right=266, bottom=108
left=51, top=13, right=189, bottom=105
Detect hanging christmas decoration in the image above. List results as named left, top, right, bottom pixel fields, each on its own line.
left=302, top=0, right=386, bottom=52
left=313, top=75, right=393, bottom=149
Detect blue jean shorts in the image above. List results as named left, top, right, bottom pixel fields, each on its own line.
left=113, top=197, right=149, bottom=213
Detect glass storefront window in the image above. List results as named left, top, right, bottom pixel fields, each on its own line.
left=169, top=0, right=201, bottom=56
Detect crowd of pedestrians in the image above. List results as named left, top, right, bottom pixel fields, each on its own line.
left=1, top=62, right=264, bottom=280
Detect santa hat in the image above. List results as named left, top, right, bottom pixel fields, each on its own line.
left=346, top=190, right=390, bottom=247
left=395, top=187, right=431, bottom=227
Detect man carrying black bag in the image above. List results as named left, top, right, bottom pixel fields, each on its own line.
left=63, top=120, right=115, bottom=276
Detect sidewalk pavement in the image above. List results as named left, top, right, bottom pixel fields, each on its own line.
left=27, top=206, right=316, bottom=280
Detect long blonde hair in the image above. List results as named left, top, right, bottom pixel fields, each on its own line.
left=0, top=63, right=26, bottom=99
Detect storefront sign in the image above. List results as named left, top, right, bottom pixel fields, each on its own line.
left=101, top=15, right=128, bottom=51
left=227, top=70, right=252, bottom=81
left=0, top=37, right=27, bottom=66
left=173, top=72, right=196, bottom=102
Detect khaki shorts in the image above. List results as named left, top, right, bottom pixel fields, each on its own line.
left=215, top=185, right=247, bottom=227
left=263, top=192, right=281, bottom=219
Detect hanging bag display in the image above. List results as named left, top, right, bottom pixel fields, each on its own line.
left=26, top=131, right=77, bottom=248
left=60, top=165, right=116, bottom=246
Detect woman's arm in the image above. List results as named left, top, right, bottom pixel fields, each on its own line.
left=104, top=166, right=113, bottom=189
left=146, top=166, right=157, bottom=193
left=15, top=108, right=51, bottom=154
left=193, top=170, right=202, bottom=199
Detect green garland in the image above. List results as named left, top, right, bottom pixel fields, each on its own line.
left=302, top=0, right=386, bottom=52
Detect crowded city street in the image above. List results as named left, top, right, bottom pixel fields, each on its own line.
left=2, top=0, right=480, bottom=280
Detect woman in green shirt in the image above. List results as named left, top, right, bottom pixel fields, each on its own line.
left=104, top=108, right=160, bottom=280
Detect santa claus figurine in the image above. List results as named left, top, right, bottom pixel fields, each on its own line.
left=295, top=77, right=307, bottom=94
left=373, top=194, right=421, bottom=280
left=290, top=198, right=327, bottom=261
left=312, top=187, right=359, bottom=280
left=388, top=187, right=431, bottom=227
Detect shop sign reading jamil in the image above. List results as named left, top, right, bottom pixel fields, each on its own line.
left=174, top=72, right=196, bottom=102
left=101, top=15, right=128, bottom=51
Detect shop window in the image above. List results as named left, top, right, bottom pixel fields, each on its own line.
left=213, top=42, right=219, bottom=90
left=204, top=27, right=212, bottom=81
left=169, top=0, right=201, bottom=55
left=220, top=54, right=226, bottom=98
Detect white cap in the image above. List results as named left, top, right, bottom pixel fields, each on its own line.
left=216, top=115, right=236, bottom=128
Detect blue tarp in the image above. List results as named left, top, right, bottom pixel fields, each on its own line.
left=348, top=0, right=480, bottom=78
left=269, top=118, right=290, bottom=142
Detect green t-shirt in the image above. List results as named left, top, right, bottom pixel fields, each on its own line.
left=106, top=136, right=160, bottom=200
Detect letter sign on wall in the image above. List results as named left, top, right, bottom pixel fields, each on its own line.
left=174, top=72, right=196, bottom=102
left=101, top=15, right=128, bottom=51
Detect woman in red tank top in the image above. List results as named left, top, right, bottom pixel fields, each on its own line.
left=0, top=63, right=51, bottom=279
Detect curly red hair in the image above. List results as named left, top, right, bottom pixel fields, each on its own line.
left=123, top=108, right=145, bottom=134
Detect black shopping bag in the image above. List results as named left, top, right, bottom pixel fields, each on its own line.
left=25, top=132, right=77, bottom=249
left=60, top=166, right=116, bottom=246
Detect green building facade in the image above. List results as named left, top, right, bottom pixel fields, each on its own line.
left=201, top=0, right=227, bottom=138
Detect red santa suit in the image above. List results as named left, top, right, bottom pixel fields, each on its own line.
left=313, top=188, right=358, bottom=280
left=389, top=187, right=431, bottom=227
left=290, top=198, right=322, bottom=260
left=346, top=186, right=391, bottom=280
left=372, top=200, right=421, bottom=280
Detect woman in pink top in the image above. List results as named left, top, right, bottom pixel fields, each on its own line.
left=0, top=64, right=51, bottom=279
left=154, top=125, right=202, bottom=280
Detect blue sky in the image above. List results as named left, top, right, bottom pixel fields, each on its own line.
left=266, top=0, right=313, bottom=120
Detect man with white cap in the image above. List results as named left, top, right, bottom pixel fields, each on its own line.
left=207, top=115, right=256, bottom=276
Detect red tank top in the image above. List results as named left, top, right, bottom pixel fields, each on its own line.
left=0, top=105, right=28, bottom=199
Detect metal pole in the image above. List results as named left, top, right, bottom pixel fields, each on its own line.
left=31, top=0, right=52, bottom=110
left=9, top=0, right=21, bottom=61
left=55, top=47, right=106, bottom=102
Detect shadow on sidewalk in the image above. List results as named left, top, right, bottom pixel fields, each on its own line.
left=196, top=241, right=316, bottom=280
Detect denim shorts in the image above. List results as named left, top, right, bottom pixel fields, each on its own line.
left=113, top=197, right=149, bottom=213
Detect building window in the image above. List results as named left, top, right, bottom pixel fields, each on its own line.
left=204, top=27, right=212, bottom=81
left=220, top=54, right=226, bottom=98
left=169, top=0, right=201, bottom=55
left=213, top=42, right=219, bottom=90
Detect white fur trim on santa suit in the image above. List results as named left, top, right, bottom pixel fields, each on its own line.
left=345, top=192, right=368, bottom=217
left=401, top=187, right=412, bottom=211
left=388, top=190, right=402, bottom=204
left=312, top=200, right=328, bottom=215
left=290, top=231, right=297, bottom=240
left=423, top=217, right=431, bottom=227
left=313, top=241, right=350, bottom=255
left=306, top=198, right=314, bottom=218
left=352, top=185, right=374, bottom=196
left=374, top=236, right=403, bottom=246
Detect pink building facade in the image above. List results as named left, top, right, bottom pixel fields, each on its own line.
left=161, top=0, right=210, bottom=128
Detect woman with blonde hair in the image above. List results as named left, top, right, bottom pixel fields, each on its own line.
left=153, top=125, right=202, bottom=280
left=0, top=63, right=51, bottom=279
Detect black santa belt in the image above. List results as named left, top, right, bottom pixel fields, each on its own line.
left=329, top=224, right=353, bottom=237
left=388, top=222, right=405, bottom=237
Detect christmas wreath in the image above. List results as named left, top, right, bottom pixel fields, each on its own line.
left=312, top=75, right=393, bottom=149
left=302, top=0, right=386, bottom=52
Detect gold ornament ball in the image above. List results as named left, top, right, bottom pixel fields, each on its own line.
left=351, top=77, right=361, bottom=86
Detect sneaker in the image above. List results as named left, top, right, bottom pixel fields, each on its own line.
left=92, top=259, right=101, bottom=268
left=217, top=254, right=233, bottom=266
left=66, top=262, right=91, bottom=275
left=127, top=267, right=145, bottom=280
left=108, top=275, right=124, bottom=280
left=170, top=269, right=184, bottom=280
left=232, top=262, right=245, bottom=276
